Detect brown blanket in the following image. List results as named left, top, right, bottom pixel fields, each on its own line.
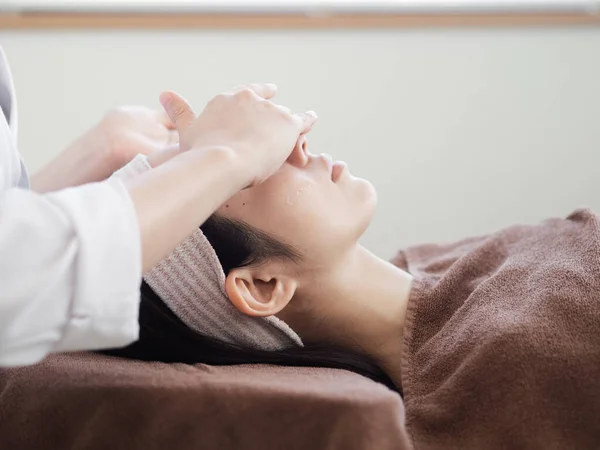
left=0, top=352, right=411, bottom=450
left=393, top=208, right=600, bottom=449
left=3, top=209, right=599, bottom=450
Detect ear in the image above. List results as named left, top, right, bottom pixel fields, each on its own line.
left=224, top=265, right=298, bottom=317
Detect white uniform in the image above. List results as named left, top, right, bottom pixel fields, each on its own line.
left=0, top=48, right=143, bottom=367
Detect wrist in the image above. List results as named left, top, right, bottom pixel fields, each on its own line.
left=31, top=133, right=112, bottom=193
left=146, top=144, right=181, bottom=168
left=71, top=129, right=116, bottom=180
left=188, top=145, right=252, bottom=191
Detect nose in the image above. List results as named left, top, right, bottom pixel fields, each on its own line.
left=287, top=134, right=309, bottom=168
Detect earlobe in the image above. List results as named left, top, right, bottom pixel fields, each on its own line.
left=225, top=267, right=297, bottom=317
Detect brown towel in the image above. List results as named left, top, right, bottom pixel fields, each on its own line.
left=0, top=352, right=412, bottom=450
left=393, top=208, right=600, bottom=449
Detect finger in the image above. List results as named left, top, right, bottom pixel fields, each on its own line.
left=167, top=130, right=179, bottom=146
left=276, top=104, right=293, bottom=116
left=159, top=90, right=195, bottom=136
left=229, top=83, right=278, bottom=100
left=294, top=110, right=318, bottom=134
left=156, top=109, right=176, bottom=129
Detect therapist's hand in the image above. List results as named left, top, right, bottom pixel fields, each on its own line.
left=159, top=84, right=317, bottom=187
left=31, top=106, right=178, bottom=193
left=98, top=106, right=178, bottom=172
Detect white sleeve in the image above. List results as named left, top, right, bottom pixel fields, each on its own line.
left=109, top=153, right=152, bottom=181
left=0, top=156, right=150, bottom=367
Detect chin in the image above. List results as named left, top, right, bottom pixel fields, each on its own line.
left=356, top=177, right=378, bottom=206
left=354, top=177, right=378, bottom=230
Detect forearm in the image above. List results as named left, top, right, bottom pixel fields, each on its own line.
left=125, top=146, right=246, bottom=272
left=31, top=133, right=112, bottom=193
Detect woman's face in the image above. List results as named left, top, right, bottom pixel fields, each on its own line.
left=217, top=139, right=377, bottom=269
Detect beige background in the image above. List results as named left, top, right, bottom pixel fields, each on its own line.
left=1, top=27, right=599, bottom=258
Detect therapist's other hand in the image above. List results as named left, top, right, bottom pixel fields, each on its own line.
left=99, top=106, right=178, bottom=173
left=159, top=84, right=317, bottom=187
left=31, top=106, right=178, bottom=193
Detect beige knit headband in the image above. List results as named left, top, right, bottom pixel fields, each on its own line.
left=111, top=154, right=304, bottom=351
left=144, top=228, right=303, bottom=351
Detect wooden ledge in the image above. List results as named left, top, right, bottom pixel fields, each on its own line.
left=1, top=12, right=599, bottom=30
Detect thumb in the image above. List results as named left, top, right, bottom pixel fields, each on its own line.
left=159, top=90, right=195, bottom=136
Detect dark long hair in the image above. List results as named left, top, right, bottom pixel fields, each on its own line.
left=103, top=216, right=397, bottom=392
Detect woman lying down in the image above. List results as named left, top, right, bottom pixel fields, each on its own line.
left=107, top=136, right=600, bottom=449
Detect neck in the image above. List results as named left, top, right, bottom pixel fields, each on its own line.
left=290, top=245, right=413, bottom=388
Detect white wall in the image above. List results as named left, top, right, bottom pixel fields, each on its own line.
left=1, top=27, right=599, bottom=258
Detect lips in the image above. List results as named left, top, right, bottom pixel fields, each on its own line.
left=319, top=153, right=346, bottom=182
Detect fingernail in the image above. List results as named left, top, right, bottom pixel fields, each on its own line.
left=266, top=83, right=277, bottom=90
left=306, top=110, right=318, bottom=118
left=159, top=91, right=172, bottom=108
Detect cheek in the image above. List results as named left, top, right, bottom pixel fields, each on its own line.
left=217, top=172, right=376, bottom=257
left=266, top=182, right=360, bottom=254
left=298, top=178, right=377, bottom=250
left=226, top=180, right=331, bottom=247
left=218, top=173, right=317, bottom=229
left=262, top=179, right=323, bottom=231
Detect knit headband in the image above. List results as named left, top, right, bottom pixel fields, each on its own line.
left=144, top=229, right=304, bottom=351
left=111, top=154, right=304, bottom=351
